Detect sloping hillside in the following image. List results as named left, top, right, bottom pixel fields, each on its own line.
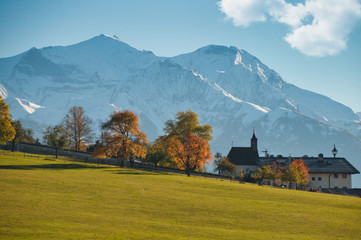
left=0, top=151, right=360, bottom=239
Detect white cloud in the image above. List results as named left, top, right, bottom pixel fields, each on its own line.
left=218, top=0, right=361, bottom=57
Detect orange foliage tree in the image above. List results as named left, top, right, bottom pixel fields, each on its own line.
left=165, top=110, right=213, bottom=176
left=284, top=158, right=309, bottom=189
left=0, top=96, right=15, bottom=144
left=93, top=111, right=148, bottom=167
left=168, top=131, right=212, bottom=176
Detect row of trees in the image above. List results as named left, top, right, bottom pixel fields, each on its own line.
left=0, top=99, right=94, bottom=157
left=2, top=96, right=310, bottom=184
left=252, top=158, right=309, bottom=189
left=92, top=110, right=213, bottom=176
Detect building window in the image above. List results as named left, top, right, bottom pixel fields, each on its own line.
left=334, top=173, right=338, bottom=178
left=318, top=177, right=322, bottom=181
left=312, top=177, right=315, bottom=181
left=342, top=174, right=347, bottom=178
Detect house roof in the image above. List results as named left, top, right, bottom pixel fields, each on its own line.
left=259, top=157, right=360, bottom=174
left=227, top=147, right=259, bottom=166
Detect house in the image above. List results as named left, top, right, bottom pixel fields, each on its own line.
left=227, top=131, right=360, bottom=189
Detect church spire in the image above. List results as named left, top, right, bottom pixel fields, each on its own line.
left=251, top=128, right=258, bottom=152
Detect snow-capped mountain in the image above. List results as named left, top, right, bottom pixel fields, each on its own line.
left=1, top=34, right=360, bottom=186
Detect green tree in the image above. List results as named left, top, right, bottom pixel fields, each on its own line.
left=11, top=120, right=36, bottom=151
left=43, top=124, right=68, bottom=158
left=213, top=152, right=236, bottom=176
left=252, top=165, right=276, bottom=185
left=145, top=136, right=172, bottom=170
left=0, top=96, right=15, bottom=144
left=95, top=111, right=148, bottom=168
left=11, top=120, right=25, bottom=152
left=22, top=129, right=35, bottom=143
left=64, top=106, right=93, bottom=151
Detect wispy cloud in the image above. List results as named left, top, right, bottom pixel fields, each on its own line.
left=218, top=0, right=361, bottom=57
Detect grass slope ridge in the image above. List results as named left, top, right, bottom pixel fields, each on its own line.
left=0, top=151, right=360, bottom=239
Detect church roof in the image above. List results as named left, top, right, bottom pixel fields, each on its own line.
left=227, top=147, right=259, bottom=166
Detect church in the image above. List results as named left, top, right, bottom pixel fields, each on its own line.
left=227, top=131, right=360, bottom=189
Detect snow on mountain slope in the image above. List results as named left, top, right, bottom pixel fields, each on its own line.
left=172, top=45, right=359, bottom=123
left=0, top=35, right=360, bottom=186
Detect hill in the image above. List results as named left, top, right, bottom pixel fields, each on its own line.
left=0, top=151, right=360, bottom=239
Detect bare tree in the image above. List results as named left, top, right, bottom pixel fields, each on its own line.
left=64, top=106, right=93, bottom=151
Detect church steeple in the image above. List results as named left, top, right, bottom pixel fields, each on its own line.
left=251, top=128, right=258, bottom=152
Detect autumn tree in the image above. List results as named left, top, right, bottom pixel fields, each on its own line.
left=43, top=124, right=68, bottom=158
left=64, top=106, right=93, bottom=151
left=239, top=169, right=245, bottom=182
left=165, top=110, right=213, bottom=176
left=95, top=111, right=148, bottom=167
left=168, top=131, right=212, bottom=176
left=0, top=96, right=15, bottom=144
left=213, top=152, right=236, bottom=176
left=284, top=158, right=309, bottom=189
left=145, top=135, right=172, bottom=170
left=164, top=110, right=212, bottom=141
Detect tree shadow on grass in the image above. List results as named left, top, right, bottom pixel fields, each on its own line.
left=0, top=163, right=105, bottom=170
left=106, top=169, right=170, bottom=176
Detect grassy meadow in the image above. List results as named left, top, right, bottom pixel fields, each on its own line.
left=0, top=150, right=360, bottom=239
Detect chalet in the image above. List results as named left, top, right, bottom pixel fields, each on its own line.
left=227, top=131, right=360, bottom=189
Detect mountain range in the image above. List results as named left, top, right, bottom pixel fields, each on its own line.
left=1, top=34, right=360, bottom=186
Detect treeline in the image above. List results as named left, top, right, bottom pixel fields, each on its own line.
left=1, top=96, right=216, bottom=176
left=249, top=158, right=310, bottom=189
left=1, top=97, right=310, bottom=183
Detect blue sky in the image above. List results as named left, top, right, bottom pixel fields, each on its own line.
left=1, top=0, right=361, bottom=112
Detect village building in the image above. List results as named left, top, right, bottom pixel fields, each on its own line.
left=227, top=131, right=360, bottom=189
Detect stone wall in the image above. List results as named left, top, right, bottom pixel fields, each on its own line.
left=1, top=142, right=93, bottom=161
left=0, top=142, right=236, bottom=181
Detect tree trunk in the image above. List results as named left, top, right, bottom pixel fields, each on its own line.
left=11, top=140, right=15, bottom=152
left=55, top=147, right=58, bottom=158
left=186, top=161, right=190, bottom=177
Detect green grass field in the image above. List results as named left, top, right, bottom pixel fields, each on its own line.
left=0, top=151, right=360, bottom=239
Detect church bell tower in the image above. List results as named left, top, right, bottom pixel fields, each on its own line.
left=251, top=129, right=258, bottom=152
